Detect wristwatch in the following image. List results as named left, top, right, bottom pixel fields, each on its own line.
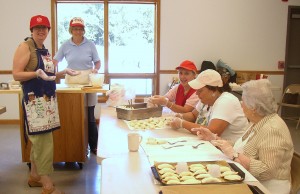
left=232, top=152, right=239, bottom=161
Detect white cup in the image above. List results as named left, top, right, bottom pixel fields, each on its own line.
left=89, top=73, right=104, bottom=87
left=128, top=133, right=143, bottom=152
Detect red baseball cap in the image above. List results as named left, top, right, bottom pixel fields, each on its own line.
left=69, top=17, right=85, bottom=27
left=30, top=15, right=50, bottom=29
left=175, top=60, right=198, bottom=74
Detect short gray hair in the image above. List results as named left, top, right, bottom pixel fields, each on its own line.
left=241, top=79, right=277, bottom=116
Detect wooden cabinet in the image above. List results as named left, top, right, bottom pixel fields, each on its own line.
left=54, top=93, right=88, bottom=162
left=2, top=85, right=108, bottom=166
left=21, top=93, right=88, bottom=163
left=20, top=85, right=108, bottom=165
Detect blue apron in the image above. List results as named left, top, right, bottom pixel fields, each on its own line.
left=22, top=38, right=60, bottom=135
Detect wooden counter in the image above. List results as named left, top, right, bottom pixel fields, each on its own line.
left=1, top=85, right=108, bottom=168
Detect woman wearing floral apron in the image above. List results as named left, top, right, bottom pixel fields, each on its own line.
left=13, top=15, right=65, bottom=194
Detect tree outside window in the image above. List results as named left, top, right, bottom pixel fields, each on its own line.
left=55, top=1, right=158, bottom=96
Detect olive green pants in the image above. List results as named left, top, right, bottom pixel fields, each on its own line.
left=28, top=132, right=54, bottom=175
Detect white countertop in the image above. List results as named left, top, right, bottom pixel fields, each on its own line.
left=97, top=105, right=271, bottom=194
left=0, top=84, right=109, bottom=94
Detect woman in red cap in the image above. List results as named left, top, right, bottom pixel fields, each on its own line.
left=53, top=17, right=101, bottom=155
left=13, top=15, right=65, bottom=194
left=150, top=60, right=199, bottom=113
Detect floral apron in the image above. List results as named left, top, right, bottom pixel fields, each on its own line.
left=195, top=104, right=209, bottom=126
left=22, top=39, right=60, bottom=135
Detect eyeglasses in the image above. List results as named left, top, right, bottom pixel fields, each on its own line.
left=72, top=28, right=84, bottom=31
left=33, top=26, right=48, bottom=30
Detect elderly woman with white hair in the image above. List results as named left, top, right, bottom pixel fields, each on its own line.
left=194, top=79, right=294, bottom=194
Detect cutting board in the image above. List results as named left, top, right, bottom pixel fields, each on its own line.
left=160, top=183, right=253, bottom=194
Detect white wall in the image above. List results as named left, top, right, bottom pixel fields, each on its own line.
left=0, top=0, right=51, bottom=120
left=1, top=0, right=300, bottom=119
left=160, top=0, right=297, bottom=70
left=159, top=0, right=300, bottom=94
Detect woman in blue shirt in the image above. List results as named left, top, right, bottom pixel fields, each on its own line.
left=53, top=17, right=101, bottom=155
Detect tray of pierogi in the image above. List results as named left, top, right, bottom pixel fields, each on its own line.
left=125, top=116, right=172, bottom=130
left=151, top=160, right=245, bottom=186
left=116, top=103, right=163, bottom=121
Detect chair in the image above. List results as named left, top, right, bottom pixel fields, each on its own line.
left=290, top=152, right=300, bottom=194
left=277, top=84, right=300, bottom=129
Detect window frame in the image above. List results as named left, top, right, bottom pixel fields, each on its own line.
left=51, top=0, right=161, bottom=96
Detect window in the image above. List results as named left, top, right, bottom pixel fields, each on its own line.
left=53, top=0, right=160, bottom=96
left=56, top=3, right=105, bottom=73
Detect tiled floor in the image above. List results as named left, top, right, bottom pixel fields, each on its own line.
left=0, top=121, right=299, bottom=194
left=0, top=124, right=101, bottom=194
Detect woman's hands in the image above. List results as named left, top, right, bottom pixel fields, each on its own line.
left=191, top=127, right=217, bottom=141
left=192, top=127, right=236, bottom=160
left=65, top=68, right=80, bottom=76
left=149, top=95, right=168, bottom=106
left=92, top=68, right=99, bottom=73
left=175, top=113, right=183, bottom=119
left=36, top=69, right=56, bottom=81
left=169, top=117, right=183, bottom=129
left=211, top=140, right=234, bottom=159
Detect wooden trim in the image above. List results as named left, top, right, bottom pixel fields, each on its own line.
left=155, top=0, right=161, bottom=95
left=0, top=70, right=285, bottom=76
left=52, top=0, right=160, bottom=95
left=56, top=0, right=157, bottom=2
left=235, top=70, right=284, bottom=75
left=0, top=119, right=20, bottom=125
left=51, top=0, right=57, bottom=60
left=0, top=70, right=12, bottom=75
left=159, top=70, right=284, bottom=75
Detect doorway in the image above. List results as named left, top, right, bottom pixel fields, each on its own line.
left=282, top=6, right=300, bottom=118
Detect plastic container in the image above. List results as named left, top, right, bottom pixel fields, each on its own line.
left=89, top=73, right=104, bottom=87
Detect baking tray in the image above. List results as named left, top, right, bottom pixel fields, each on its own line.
left=247, top=185, right=265, bottom=194
left=151, top=160, right=245, bottom=186
left=159, top=184, right=255, bottom=194
left=116, top=103, right=162, bottom=120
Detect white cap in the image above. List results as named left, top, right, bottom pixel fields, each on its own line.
left=188, top=69, right=223, bottom=90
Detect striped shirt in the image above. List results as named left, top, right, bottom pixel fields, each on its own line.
left=244, top=113, right=294, bottom=181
